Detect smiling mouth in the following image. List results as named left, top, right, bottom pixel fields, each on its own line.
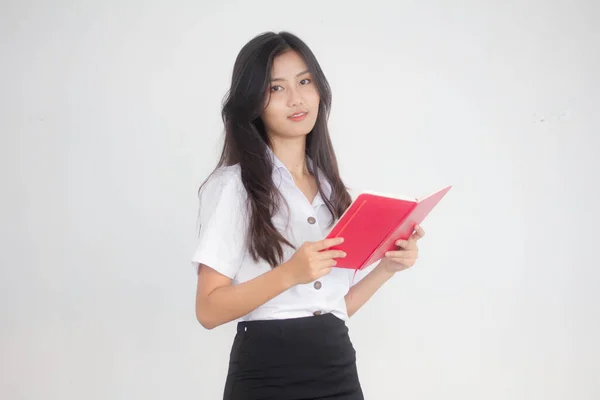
left=288, top=112, right=307, bottom=121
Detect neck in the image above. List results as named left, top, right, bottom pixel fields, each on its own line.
left=269, top=135, right=310, bottom=178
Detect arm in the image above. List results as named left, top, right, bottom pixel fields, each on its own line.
left=344, top=261, right=395, bottom=317
left=196, top=238, right=346, bottom=329
left=196, top=263, right=295, bottom=329
left=345, top=225, right=426, bottom=317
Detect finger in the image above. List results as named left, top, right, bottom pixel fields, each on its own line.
left=394, top=239, right=409, bottom=248
left=316, top=259, right=336, bottom=272
left=319, top=266, right=333, bottom=275
left=314, top=237, right=344, bottom=251
left=411, top=225, right=425, bottom=240
left=316, top=249, right=347, bottom=261
left=395, top=239, right=419, bottom=252
left=385, top=250, right=416, bottom=259
left=389, top=260, right=412, bottom=269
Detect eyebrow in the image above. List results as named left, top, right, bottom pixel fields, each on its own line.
left=270, top=69, right=311, bottom=82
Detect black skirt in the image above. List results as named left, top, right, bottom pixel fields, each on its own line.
left=223, top=312, right=364, bottom=400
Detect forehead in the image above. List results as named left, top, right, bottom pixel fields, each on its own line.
left=270, top=50, right=309, bottom=78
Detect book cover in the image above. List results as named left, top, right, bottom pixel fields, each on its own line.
left=324, top=185, right=452, bottom=271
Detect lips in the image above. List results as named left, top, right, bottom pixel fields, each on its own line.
left=288, top=111, right=308, bottom=121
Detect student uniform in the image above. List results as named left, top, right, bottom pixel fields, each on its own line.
left=192, top=147, right=376, bottom=400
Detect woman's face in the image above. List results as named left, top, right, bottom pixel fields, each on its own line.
left=261, top=50, right=320, bottom=139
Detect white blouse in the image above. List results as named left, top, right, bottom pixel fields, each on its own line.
left=191, top=148, right=377, bottom=322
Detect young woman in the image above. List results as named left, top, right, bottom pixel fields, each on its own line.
left=192, top=31, right=425, bottom=400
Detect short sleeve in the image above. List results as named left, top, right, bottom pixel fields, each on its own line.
left=191, top=168, right=249, bottom=279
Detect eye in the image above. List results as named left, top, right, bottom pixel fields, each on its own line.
left=270, top=85, right=283, bottom=92
left=300, top=78, right=312, bottom=85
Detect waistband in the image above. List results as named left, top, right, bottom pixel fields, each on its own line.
left=236, top=312, right=344, bottom=334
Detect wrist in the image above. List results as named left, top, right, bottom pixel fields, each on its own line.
left=277, top=261, right=298, bottom=289
left=377, top=259, right=397, bottom=276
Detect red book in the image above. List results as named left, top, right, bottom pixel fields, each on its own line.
left=325, top=185, right=452, bottom=271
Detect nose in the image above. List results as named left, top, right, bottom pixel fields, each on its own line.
left=287, top=85, right=304, bottom=107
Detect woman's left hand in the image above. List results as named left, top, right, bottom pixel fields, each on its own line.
left=381, top=225, right=425, bottom=273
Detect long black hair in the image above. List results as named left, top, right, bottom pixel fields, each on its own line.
left=200, top=31, right=352, bottom=268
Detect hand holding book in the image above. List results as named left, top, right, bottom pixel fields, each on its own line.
left=281, top=237, right=347, bottom=285
left=379, top=224, right=425, bottom=273
left=324, top=185, right=451, bottom=271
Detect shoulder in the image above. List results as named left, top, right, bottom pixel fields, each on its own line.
left=199, top=164, right=246, bottom=202
left=197, top=164, right=249, bottom=225
left=193, top=165, right=250, bottom=279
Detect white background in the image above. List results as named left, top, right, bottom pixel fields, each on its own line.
left=2, top=0, right=599, bottom=399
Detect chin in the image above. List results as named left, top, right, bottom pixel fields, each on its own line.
left=269, top=118, right=318, bottom=139
left=293, top=126, right=316, bottom=137
left=290, top=120, right=318, bottom=135
left=283, top=130, right=312, bottom=139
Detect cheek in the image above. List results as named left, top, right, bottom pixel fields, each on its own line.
left=262, top=100, right=286, bottom=129
left=306, top=89, right=321, bottom=109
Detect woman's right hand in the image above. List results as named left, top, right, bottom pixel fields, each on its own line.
left=282, top=237, right=346, bottom=285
